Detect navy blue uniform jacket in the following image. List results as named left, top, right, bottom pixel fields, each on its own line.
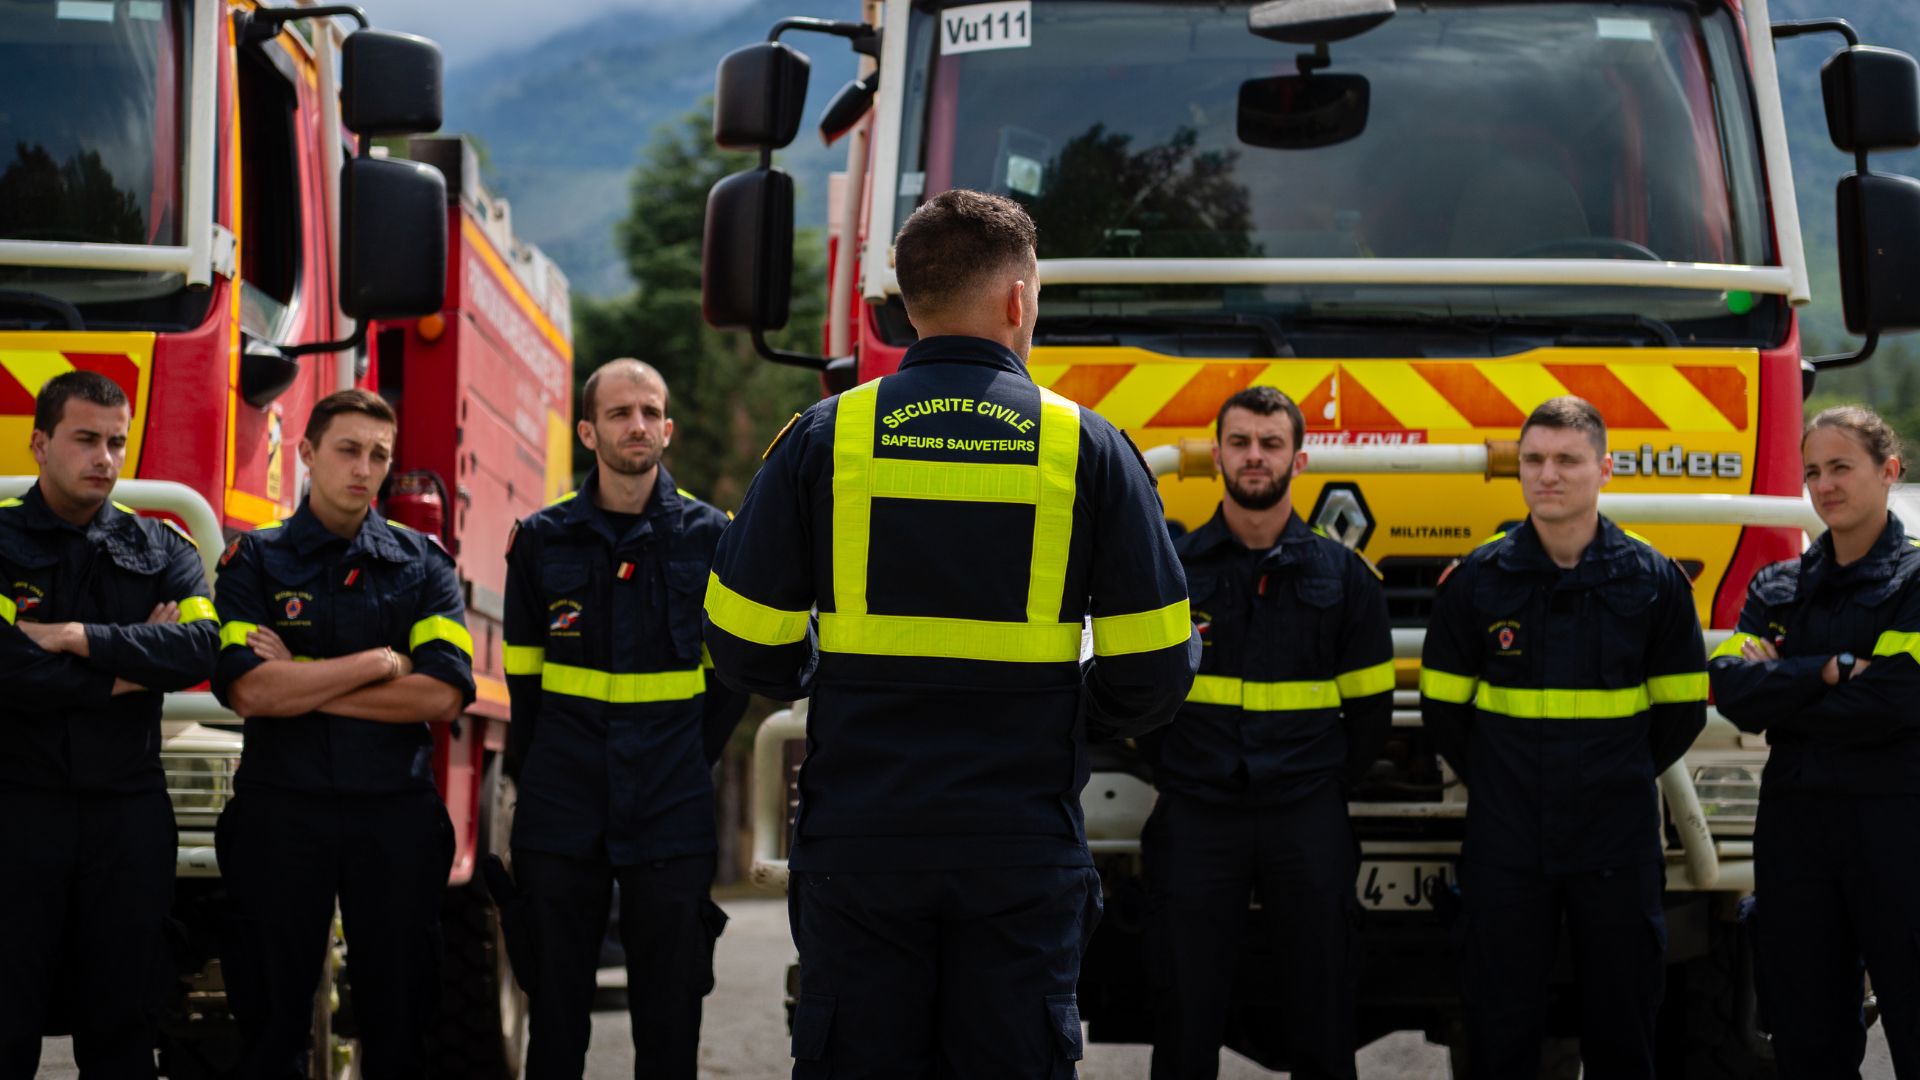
left=1420, top=516, right=1706, bottom=873
left=1148, top=509, right=1394, bottom=805
left=502, top=467, right=746, bottom=864
left=212, top=503, right=476, bottom=794
left=1, top=485, right=219, bottom=793
left=704, top=336, right=1200, bottom=873
left=1710, top=513, right=1920, bottom=797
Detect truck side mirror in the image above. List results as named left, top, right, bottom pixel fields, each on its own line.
left=342, top=29, right=445, bottom=137
left=703, top=168, right=796, bottom=331
left=1822, top=46, right=1920, bottom=153
left=341, top=156, right=447, bottom=320
left=1836, top=172, right=1920, bottom=336
left=714, top=42, right=812, bottom=150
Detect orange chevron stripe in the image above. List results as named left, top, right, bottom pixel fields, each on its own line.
left=1542, top=364, right=1665, bottom=429
left=1050, top=365, right=1133, bottom=409
left=1415, top=363, right=1527, bottom=427
left=1147, top=364, right=1264, bottom=427
left=1674, top=365, right=1749, bottom=431
left=1340, top=373, right=1401, bottom=429
left=1296, top=372, right=1337, bottom=430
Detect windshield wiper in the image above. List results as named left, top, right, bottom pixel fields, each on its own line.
left=0, top=290, right=86, bottom=331
left=1036, top=312, right=1295, bottom=356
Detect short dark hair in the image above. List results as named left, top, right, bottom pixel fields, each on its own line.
left=582, top=358, right=668, bottom=421
left=1805, top=404, right=1902, bottom=469
left=1519, top=395, right=1608, bottom=458
left=1215, top=385, right=1304, bottom=448
left=305, top=388, right=397, bottom=444
left=893, top=189, right=1038, bottom=317
left=34, top=370, right=127, bottom=434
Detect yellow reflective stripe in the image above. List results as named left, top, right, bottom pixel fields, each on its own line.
left=1419, top=667, right=1479, bottom=704
left=1335, top=660, right=1396, bottom=699
left=0, top=498, right=20, bottom=509
left=177, top=597, right=219, bottom=625
left=0, top=594, right=14, bottom=626
left=1184, top=674, right=1344, bottom=710
left=1474, top=683, right=1650, bottom=719
left=503, top=644, right=545, bottom=676
left=1872, top=630, right=1920, bottom=664
left=1091, top=599, right=1191, bottom=656
left=1186, top=674, right=1243, bottom=706
left=701, top=644, right=714, bottom=669
left=1647, top=671, right=1709, bottom=704
left=1026, top=387, right=1080, bottom=624
left=831, top=380, right=881, bottom=617
left=871, top=458, right=1039, bottom=503
left=409, top=615, right=474, bottom=657
left=704, top=572, right=810, bottom=646
left=819, top=612, right=1081, bottom=663
left=1475, top=531, right=1508, bottom=548
left=540, top=662, right=705, bottom=703
left=1710, top=632, right=1762, bottom=661
left=219, top=621, right=260, bottom=650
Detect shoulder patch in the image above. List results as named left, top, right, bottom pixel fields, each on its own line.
left=162, top=518, right=199, bottom=548
left=1436, top=557, right=1463, bottom=587
left=763, top=412, right=803, bottom=461
left=220, top=536, right=245, bottom=568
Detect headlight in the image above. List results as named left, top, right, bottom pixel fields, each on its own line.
left=163, top=751, right=239, bottom=829
left=1691, top=764, right=1760, bottom=832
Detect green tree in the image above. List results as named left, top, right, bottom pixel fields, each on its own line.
left=572, top=103, right=825, bottom=508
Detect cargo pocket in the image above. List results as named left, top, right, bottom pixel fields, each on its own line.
left=791, top=992, right=834, bottom=1078
left=1045, top=993, right=1084, bottom=1079
left=1738, top=895, right=1770, bottom=1036
left=697, top=898, right=729, bottom=997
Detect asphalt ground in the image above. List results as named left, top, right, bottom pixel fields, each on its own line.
left=37, top=894, right=1896, bottom=1077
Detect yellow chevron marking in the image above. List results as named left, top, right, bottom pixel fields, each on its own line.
left=1609, top=363, right=1736, bottom=433
left=1340, top=361, right=1471, bottom=429
left=1476, top=363, right=1568, bottom=419
left=1027, top=363, right=1070, bottom=388
left=1251, top=362, right=1337, bottom=413
left=0, top=350, right=77, bottom=401
left=1095, top=362, right=1205, bottom=429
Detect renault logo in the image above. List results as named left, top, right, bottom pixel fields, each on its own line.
left=1308, top=482, right=1375, bottom=550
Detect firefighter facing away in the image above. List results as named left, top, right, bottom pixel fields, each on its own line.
left=704, top=189, right=1200, bottom=1079
left=213, top=389, right=475, bottom=1079
left=1142, top=385, right=1393, bottom=1080
left=1710, top=405, right=1920, bottom=1078
left=0, top=371, right=218, bottom=1079
left=497, top=359, right=745, bottom=1080
left=1420, top=396, right=1706, bottom=1078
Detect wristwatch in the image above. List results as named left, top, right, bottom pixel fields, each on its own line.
left=1835, top=652, right=1857, bottom=684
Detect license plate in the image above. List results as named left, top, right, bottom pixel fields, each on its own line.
left=1357, top=860, right=1452, bottom=911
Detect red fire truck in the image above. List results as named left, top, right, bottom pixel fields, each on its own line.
left=701, top=0, right=1920, bottom=1071
left=0, top=2, right=570, bottom=1075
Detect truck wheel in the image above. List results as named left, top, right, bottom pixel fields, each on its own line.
left=427, top=755, right=528, bottom=1080
left=1668, top=916, right=1775, bottom=1079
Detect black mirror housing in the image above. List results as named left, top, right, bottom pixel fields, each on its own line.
left=341, top=156, right=448, bottom=320
left=1239, top=74, right=1371, bottom=149
left=702, top=168, right=795, bottom=331
left=1822, top=46, right=1920, bottom=154
left=342, top=29, right=445, bottom=136
left=1247, top=0, right=1395, bottom=45
left=819, top=73, right=878, bottom=145
left=1837, top=172, right=1920, bottom=335
left=714, top=42, right=812, bottom=150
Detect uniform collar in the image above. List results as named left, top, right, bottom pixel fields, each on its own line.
left=286, top=500, right=411, bottom=562
left=563, top=466, right=683, bottom=543
left=13, top=482, right=136, bottom=544
left=1187, top=505, right=1316, bottom=560
left=1805, top=511, right=1909, bottom=584
left=1495, top=514, right=1637, bottom=580
left=898, top=335, right=1028, bottom=377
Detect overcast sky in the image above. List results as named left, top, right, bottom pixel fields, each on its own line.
left=356, top=1, right=660, bottom=68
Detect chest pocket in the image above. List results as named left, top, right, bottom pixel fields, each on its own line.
left=1289, top=574, right=1344, bottom=675
left=370, top=560, right=428, bottom=653
left=260, top=547, right=328, bottom=657
left=1185, top=571, right=1239, bottom=677
left=1845, top=575, right=1905, bottom=655
left=2, top=545, right=58, bottom=623
left=97, top=540, right=171, bottom=625
left=665, top=559, right=707, bottom=665
left=541, top=553, right=602, bottom=664
left=1596, top=578, right=1657, bottom=689
left=1473, top=573, right=1534, bottom=686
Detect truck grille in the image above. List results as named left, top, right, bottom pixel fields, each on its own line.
left=1375, top=556, right=1456, bottom=628
left=163, top=750, right=239, bottom=831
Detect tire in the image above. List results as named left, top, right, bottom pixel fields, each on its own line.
left=1667, top=915, right=1775, bottom=1079
left=426, top=755, right=527, bottom=1080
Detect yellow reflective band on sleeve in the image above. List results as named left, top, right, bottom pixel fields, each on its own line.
left=1092, top=600, right=1192, bottom=656
left=819, top=612, right=1081, bottom=663
left=871, top=458, right=1040, bottom=503
left=1335, top=660, right=1396, bottom=699
left=1026, top=388, right=1081, bottom=624
left=503, top=645, right=546, bottom=676
left=1474, top=683, right=1650, bottom=719
left=540, top=662, right=706, bottom=704
left=0, top=594, right=14, bottom=626
left=219, top=621, right=260, bottom=650
left=409, top=615, right=474, bottom=657
left=704, top=573, right=810, bottom=646
left=1183, top=675, right=1345, bottom=710
left=177, top=597, right=219, bottom=625
left=1709, top=632, right=1762, bottom=661
left=1647, top=671, right=1709, bottom=704
left=701, top=644, right=714, bottom=670
left=832, top=380, right=882, bottom=618
left=1872, top=630, right=1920, bottom=664
left=1418, top=667, right=1479, bottom=704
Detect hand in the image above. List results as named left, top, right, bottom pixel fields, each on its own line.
left=111, top=678, right=149, bottom=696
left=1820, top=655, right=1871, bottom=686
left=17, top=621, right=84, bottom=655
left=388, top=649, right=414, bottom=679
left=146, top=602, right=180, bottom=624
left=1740, top=637, right=1780, bottom=662
left=247, top=626, right=293, bottom=662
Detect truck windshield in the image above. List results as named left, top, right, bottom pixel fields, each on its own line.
left=893, top=0, right=1770, bottom=266
left=0, top=0, right=195, bottom=316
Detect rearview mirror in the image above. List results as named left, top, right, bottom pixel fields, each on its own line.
left=1248, top=0, right=1394, bottom=45
left=1822, top=45, right=1920, bottom=153
left=1239, top=74, right=1371, bottom=149
left=714, top=42, right=812, bottom=150
left=1837, top=172, right=1920, bottom=336
left=340, top=156, right=447, bottom=320
left=819, top=72, right=879, bottom=145
left=702, top=168, right=795, bottom=331
left=341, top=29, right=444, bottom=137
